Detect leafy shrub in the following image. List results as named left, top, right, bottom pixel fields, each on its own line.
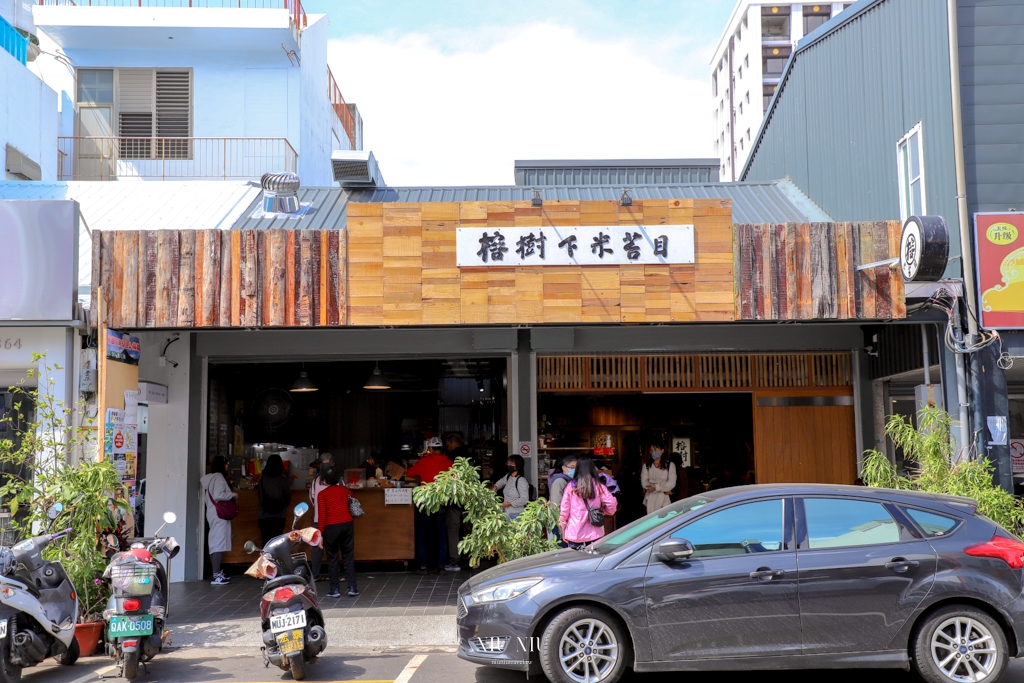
left=413, top=457, right=560, bottom=565
left=861, top=406, right=1024, bottom=535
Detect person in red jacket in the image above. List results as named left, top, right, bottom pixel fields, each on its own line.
left=317, top=465, right=357, bottom=598
left=406, top=438, right=453, bottom=574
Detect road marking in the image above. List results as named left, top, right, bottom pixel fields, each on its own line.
left=68, top=665, right=116, bottom=683
left=394, top=654, right=428, bottom=683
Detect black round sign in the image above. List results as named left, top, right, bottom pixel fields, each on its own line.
left=900, top=215, right=949, bottom=282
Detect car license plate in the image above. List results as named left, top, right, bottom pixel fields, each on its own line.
left=270, top=610, right=306, bottom=634
left=276, top=629, right=304, bottom=654
left=108, top=615, right=154, bottom=638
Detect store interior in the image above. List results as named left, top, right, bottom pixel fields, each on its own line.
left=538, top=392, right=755, bottom=527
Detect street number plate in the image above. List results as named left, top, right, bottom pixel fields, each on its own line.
left=270, top=610, right=306, bottom=634
left=276, top=629, right=304, bottom=654
left=108, top=615, right=154, bottom=638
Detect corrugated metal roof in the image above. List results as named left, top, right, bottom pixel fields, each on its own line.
left=232, top=181, right=831, bottom=230
left=0, top=180, right=261, bottom=289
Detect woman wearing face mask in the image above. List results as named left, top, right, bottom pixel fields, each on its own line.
left=492, top=454, right=530, bottom=519
left=640, top=440, right=676, bottom=514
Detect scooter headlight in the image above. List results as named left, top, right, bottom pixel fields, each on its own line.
left=0, top=587, right=15, bottom=600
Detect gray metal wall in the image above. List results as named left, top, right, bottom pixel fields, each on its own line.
left=958, top=0, right=1024, bottom=216
left=743, top=0, right=960, bottom=260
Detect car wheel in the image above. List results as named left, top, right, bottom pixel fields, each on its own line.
left=540, top=606, right=630, bottom=683
left=913, top=605, right=1007, bottom=683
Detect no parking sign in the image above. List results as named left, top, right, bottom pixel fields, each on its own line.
left=1012, top=440, right=1024, bottom=474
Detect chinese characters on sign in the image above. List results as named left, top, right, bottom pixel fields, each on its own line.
left=974, top=213, right=1024, bottom=329
left=456, top=226, right=694, bottom=266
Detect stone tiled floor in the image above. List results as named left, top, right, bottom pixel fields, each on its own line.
left=167, top=570, right=466, bottom=625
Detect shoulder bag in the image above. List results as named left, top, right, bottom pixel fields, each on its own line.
left=208, top=475, right=239, bottom=520
left=348, top=490, right=365, bottom=518
left=582, top=488, right=605, bottom=527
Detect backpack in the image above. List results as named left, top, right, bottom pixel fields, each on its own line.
left=511, top=475, right=537, bottom=502
left=259, top=476, right=289, bottom=515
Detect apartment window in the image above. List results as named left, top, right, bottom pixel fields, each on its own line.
left=76, top=68, right=192, bottom=160
left=739, top=138, right=744, bottom=151
left=897, top=123, right=926, bottom=219
left=762, top=46, right=790, bottom=77
left=761, top=6, right=791, bottom=39
left=746, top=91, right=750, bottom=104
left=712, top=73, right=718, bottom=97
left=803, top=5, right=832, bottom=34
left=747, top=128, right=751, bottom=140
left=738, top=66, right=743, bottom=80
left=744, top=55, right=749, bottom=69
left=738, top=102, right=744, bottom=116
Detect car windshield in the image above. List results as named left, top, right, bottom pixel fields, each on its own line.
left=589, top=495, right=710, bottom=555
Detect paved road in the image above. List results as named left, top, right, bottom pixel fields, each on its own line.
left=16, top=648, right=1024, bottom=683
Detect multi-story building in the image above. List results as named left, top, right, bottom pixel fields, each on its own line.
left=1, top=2, right=60, bottom=180
left=711, top=2, right=854, bottom=181
left=25, top=0, right=362, bottom=185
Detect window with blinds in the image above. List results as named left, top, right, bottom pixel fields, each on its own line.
left=78, top=68, right=192, bottom=160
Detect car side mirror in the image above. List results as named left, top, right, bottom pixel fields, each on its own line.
left=244, top=541, right=258, bottom=554
left=656, top=539, right=694, bottom=562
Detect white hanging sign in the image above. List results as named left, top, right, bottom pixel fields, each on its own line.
left=456, top=225, right=694, bottom=267
left=384, top=488, right=413, bottom=505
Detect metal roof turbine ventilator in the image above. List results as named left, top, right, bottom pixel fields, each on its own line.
left=260, top=171, right=301, bottom=214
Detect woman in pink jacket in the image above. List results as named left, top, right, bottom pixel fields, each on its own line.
left=559, top=455, right=618, bottom=548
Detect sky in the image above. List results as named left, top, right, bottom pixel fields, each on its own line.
left=303, top=0, right=736, bottom=186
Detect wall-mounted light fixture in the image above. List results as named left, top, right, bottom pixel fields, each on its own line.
left=620, top=189, right=633, bottom=207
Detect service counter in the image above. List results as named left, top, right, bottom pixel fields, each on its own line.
left=223, top=487, right=416, bottom=564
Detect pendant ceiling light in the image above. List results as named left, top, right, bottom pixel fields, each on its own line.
left=363, top=363, right=390, bottom=390
left=290, top=370, right=318, bottom=393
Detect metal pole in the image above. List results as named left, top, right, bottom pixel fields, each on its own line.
left=922, top=325, right=931, bottom=386
left=946, top=0, right=980, bottom=341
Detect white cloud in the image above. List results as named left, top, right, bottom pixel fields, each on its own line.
left=328, top=24, right=713, bottom=186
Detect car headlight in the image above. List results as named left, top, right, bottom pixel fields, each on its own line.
left=470, top=577, right=543, bottom=604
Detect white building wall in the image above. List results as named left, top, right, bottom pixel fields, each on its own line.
left=135, top=331, right=190, bottom=583
left=1, top=47, right=58, bottom=180
left=297, top=15, right=340, bottom=184
left=0, top=0, right=35, bottom=34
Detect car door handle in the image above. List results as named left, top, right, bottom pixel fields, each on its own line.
left=885, top=558, right=920, bottom=573
left=749, top=568, right=785, bottom=581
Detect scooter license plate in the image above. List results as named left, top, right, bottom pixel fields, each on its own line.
left=276, top=629, right=304, bottom=654
left=108, top=615, right=154, bottom=637
left=270, top=610, right=306, bottom=634
left=0, top=621, right=7, bottom=639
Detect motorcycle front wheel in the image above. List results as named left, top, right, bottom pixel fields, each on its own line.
left=289, top=654, right=306, bottom=681
left=0, top=629, right=21, bottom=683
left=58, top=637, right=79, bottom=666
left=123, top=649, right=139, bottom=680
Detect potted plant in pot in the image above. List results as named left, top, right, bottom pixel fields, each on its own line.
left=0, top=355, right=129, bottom=657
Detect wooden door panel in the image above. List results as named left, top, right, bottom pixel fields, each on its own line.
left=754, top=403, right=856, bottom=485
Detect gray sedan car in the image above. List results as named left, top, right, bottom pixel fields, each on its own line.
left=457, top=484, right=1024, bottom=683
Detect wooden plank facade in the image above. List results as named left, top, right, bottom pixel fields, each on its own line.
left=92, top=200, right=906, bottom=329
left=92, top=229, right=347, bottom=329
left=734, top=220, right=906, bottom=320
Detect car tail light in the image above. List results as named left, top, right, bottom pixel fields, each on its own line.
left=122, top=599, right=141, bottom=612
left=964, top=534, right=1024, bottom=569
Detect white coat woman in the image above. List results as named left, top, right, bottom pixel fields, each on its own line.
left=200, top=456, right=237, bottom=585
left=640, top=442, right=676, bottom=514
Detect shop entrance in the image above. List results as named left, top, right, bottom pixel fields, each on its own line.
left=204, top=357, right=507, bottom=573
left=537, top=352, right=858, bottom=526
left=538, top=392, right=754, bottom=526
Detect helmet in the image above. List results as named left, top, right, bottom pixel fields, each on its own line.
left=0, top=548, right=16, bottom=576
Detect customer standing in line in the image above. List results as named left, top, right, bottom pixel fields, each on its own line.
left=200, top=456, right=237, bottom=586
left=559, top=454, right=617, bottom=549
left=492, top=454, right=530, bottom=519
left=640, top=440, right=677, bottom=514
left=317, top=464, right=358, bottom=598
left=256, top=454, right=291, bottom=547
left=309, top=453, right=332, bottom=580
left=407, top=437, right=453, bottom=574
left=546, top=456, right=577, bottom=547
left=443, top=434, right=471, bottom=572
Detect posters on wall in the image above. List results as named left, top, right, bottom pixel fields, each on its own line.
left=974, top=213, right=1024, bottom=329
left=106, top=330, right=141, bottom=365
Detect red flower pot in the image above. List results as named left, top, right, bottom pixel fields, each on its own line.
left=74, top=621, right=104, bottom=657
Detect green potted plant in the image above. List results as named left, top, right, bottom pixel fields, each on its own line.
left=862, top=406, right=1024, bottom=535
left=413, top=457, right=560, bottom=566
left=0, top=354, right=129, bottom=655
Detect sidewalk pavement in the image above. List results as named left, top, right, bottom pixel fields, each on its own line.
left=165, top=571, right=462, bottom=650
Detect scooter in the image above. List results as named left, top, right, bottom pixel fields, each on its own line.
left=0, top=503, right=79, bottom=683
left=100, top=511, right=180, bottom=680
left=244, top=502, right=327, bottom=681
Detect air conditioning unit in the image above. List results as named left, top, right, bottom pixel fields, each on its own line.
left=5, top=145, right=41, bottom=181
left=331, top=150, right=384, bottom=188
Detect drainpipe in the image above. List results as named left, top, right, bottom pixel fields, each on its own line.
left=946, top=0, right=979, bottom=341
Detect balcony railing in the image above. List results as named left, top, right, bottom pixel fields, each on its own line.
left=328, top=66, right=357, bottom=149
left=38, top=0, right=307, bottom=29
left=58, top=136, right=297, bottom=180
